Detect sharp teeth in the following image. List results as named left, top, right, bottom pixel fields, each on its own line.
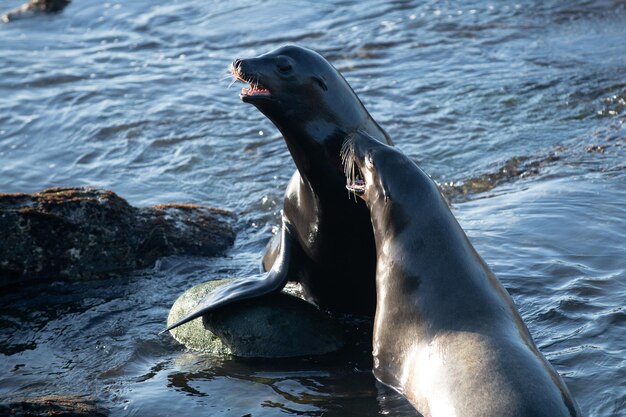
left=240, top=81, right=269, bottom=96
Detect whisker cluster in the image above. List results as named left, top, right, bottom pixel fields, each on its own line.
left=229, top=62, right=268, bottom=95
left=341, top=133, right=359, bottom=200
left=229, top=62, right=251, bottom=85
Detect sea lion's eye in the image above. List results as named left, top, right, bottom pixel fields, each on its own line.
left=276, top=57, right=293, bottom=74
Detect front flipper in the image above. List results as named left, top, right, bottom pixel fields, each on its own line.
left=163, top=217, right=298, bottom=333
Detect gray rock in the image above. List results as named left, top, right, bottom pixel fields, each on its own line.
left=0, top=187, right=235, bottom=285
left=167, top=280, right=347, bottom=358
left=167, top=279, right=233, bottom=355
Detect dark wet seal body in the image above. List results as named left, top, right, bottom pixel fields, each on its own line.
left=165, top=45, right=391, bottom=332
left=341, top=131, right=581, bottom=417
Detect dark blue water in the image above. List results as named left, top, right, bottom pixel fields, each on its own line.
left=1, top=0, right=625, bottom=416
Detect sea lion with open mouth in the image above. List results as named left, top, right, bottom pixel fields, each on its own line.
left=340, top=130, right=581, bottom=417
left=165, top=45, right=391, bottom=332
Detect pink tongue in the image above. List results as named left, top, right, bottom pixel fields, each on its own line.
left=347, top=179, right=365, bottom=191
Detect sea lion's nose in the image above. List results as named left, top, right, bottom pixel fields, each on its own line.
left=232, top=59, right=243, bottom=70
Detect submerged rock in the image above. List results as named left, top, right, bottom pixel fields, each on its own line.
left=0, top=395, right=106, bottom=417
left=1, top=0, right=71, bottom=23
left=167, top=280, right=347, bottom=358
left=0, top=187, right=235, bottom=285
left=439, top=152, right=561, bottom=203
left=167, top=280, right=232, bottom=355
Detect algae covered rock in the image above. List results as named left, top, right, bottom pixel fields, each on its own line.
left=0, top=395, right=107, bottom=417
left=2, top=0, right=71, bottom=23
left=167, top=280, right=347, bottom=358
left=167, top=279, right=232, bottom=355
left=0, top=187, right=235, bottom=285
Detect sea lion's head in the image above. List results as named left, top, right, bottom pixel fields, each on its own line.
left=341, top=131, right=418, bottom=206
left=232, top=45, right=329, bottom=107
left=342, top=131, right=391, bottom=203
left=341, top=130, right=445, bottom=235
left=231, top=45, right=376, bottom=145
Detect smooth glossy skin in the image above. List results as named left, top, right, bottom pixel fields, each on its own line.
left=165, top=45, right=391, bottom=332
left=343, top=131, right=581, bottom=417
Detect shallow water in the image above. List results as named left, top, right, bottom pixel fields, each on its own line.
left=1, top=0, right=625, bottom=416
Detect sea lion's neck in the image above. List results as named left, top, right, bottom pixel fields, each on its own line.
left=276, top=115, right=386, bottom=199
left=371, top=166, right=540, bottom=365
left=371, top=170, right=481, bottom=310
left=370, top=166, right=448, bottom=245
left=371, top=168, right=521, bottom=337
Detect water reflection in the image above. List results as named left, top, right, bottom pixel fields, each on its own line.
left=162, top=353, right=418, bottom=417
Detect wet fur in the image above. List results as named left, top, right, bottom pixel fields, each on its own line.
left=343, top=131, right=581, bottom=417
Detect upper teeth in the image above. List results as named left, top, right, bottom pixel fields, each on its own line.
left=243, top=84, right=269, bottom=95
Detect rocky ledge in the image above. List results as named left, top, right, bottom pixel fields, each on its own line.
left=0, top=395, right=106, bottom=417
left=0, top=187, right=235, bottom=286
left=2, top=0, right=71, bottom=23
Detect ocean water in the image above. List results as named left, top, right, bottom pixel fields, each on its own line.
left=0, top=0, right=625, bottom=416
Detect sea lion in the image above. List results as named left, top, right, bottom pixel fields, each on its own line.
left=341, top=131, right=581, bottom=417
left=165, top=45, right=391, bottom=332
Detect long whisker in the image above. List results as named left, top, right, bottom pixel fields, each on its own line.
left=221, top=71, right=234, bottom=80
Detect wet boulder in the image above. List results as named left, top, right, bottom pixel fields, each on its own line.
left=167, top=280, right=347, bottom=358
left=0, top=187, right=235, bottom=285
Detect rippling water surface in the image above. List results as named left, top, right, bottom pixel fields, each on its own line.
left=1, top=0, right=625, bottom=416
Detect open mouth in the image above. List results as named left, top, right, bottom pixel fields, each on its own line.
left=230, top=62, right=271, bottom=100
left=346, top=176, right=365, bottom=194
left=340, top=137, right=366, bottom=196
left=240, top=84, right=270, bottom=97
